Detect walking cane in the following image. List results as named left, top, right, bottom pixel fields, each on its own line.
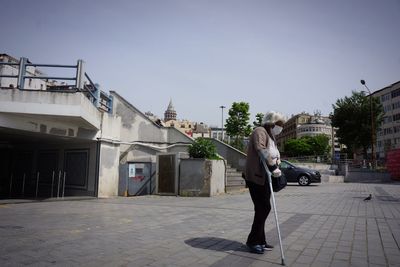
left=261, top=159, right=286, bottom=266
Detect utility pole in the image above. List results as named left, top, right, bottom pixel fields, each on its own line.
left=361, top=79, right=376, bottom=169
left=219, top=106, right=225, bottom=141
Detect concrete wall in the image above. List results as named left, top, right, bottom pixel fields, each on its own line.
left=294, top=162, right=331, bottom=171
left=97, top=113, right=122, bottom=197
left=111, top=91, right=167, bottom=145
left=0, top=88, right=197, bottom=198
left=98, top=142, right=120, bottom=197
left=0, top=88, right=125, bottom=198
left=0, top=89, right=101, bottom=133
left=207, top=138, right=247, bottom=172
left=99, top=112, right=121, bottom=141
left=344, top=171, right=392, bottom=183
left=110, top=91, right=195, bottom=197
left=111, top=91, right=192, bottom=163
left=179, top=159, right=225, bottom=197
left=321, top=175, right=344, bottom=183
left=294, top=162, right=393, bottom=183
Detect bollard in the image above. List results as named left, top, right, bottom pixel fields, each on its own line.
left=22, top=173, right=26, bottom=196
left=35, top=172, right=40, bottom=198
left=9, top=173, right=13, bottom=197
left=57, top=170, right=61, bottom=198
left=51, top=171, right=55, bottom=198
left=62, top=172, right=66, bottom=198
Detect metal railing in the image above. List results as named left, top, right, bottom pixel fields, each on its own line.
left=283, top=155, right=333, bottom=164
left=0, top=57, right=113, bottom=113
left=8, top=170, right=67, bottom=199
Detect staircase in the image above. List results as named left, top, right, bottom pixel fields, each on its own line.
left=226, top=164, right=247, bottom=193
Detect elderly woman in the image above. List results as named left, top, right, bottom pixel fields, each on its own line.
left=244, top=111, right=286, bottom=254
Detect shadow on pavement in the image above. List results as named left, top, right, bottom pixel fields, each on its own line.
left=185, top=237, right=248, bottom=252
left=185, top=237, right=278, bottom=266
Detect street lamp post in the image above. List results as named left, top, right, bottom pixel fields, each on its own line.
left=360, top=79, right=376, bottom=169
left=219, top=105, right=225, bottom=141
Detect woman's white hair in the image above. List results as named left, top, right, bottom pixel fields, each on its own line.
left=262, top=111, right=286, bottom=126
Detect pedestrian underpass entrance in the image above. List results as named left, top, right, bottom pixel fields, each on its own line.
left=0, top=131, right=98, bottom=200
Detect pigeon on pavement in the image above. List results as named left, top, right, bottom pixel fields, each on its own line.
left=363, top=194, right=372, bottom=201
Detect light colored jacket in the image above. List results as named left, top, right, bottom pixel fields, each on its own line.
left=245, top=126, right=280, bottom=185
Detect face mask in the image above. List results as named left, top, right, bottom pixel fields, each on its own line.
left=272, top=125, right=283, bottom=135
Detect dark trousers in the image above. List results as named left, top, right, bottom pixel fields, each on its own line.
left=246, top=180, right=271, bottom=246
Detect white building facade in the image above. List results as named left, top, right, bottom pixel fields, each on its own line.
left=371, top=81, right=400, bottom=158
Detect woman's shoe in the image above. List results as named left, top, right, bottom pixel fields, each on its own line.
left=263, top=243, right=274, bottom=251
left=246, top=244, right=264, bottom=254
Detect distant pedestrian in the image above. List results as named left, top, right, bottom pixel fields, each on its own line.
left=244, top=111, right=286, bottom=254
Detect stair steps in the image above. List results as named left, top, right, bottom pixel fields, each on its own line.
left=225, top=164, right=246, bottom=192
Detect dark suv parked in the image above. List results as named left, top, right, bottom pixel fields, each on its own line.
left=280, top=160, right=321, bottom=186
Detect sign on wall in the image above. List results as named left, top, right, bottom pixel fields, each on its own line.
left=128, top=163, right=135, bottom=178
left=128, top=163, right=145, bottom=181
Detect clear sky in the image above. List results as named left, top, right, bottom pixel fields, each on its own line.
left=2, top=0, right=399, bottom=127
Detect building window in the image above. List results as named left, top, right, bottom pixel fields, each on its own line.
left=384, top=139, right=392, bottom=147
left=377, top=141, right=382, bottom=148
left=391, top=88, right=400, bottom=98
left=384, top=128, right=393, bottom=135
left=381, top=93, right=391, bottom=102
left=393, top=113, right=400, bottom=122
left=384, top=105, right=392, bottom=112
left=393, top=101, right=400, bottom=110
left=383, top=116, right=393, bottom=124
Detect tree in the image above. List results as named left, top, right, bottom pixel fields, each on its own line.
left=188, top=138, right=219, bottom=159
left=284, top=138, right=312, bottom=157
left=331, top=91, right=383, bottom=158
left=304, top=135, right=330, bottom=155
left=284, top=135, right=330, bottom=157
left=225, top=102, right=252, bottom=151
left=253, top=113, right=264, bottom=129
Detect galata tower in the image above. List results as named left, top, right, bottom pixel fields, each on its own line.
left=164, top=99, right=177, bottom=122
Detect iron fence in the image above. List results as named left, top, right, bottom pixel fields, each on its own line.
left=0, top=57, right=113, bottom=113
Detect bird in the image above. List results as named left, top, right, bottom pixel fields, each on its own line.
left=363, top=194, right=372, bottom=201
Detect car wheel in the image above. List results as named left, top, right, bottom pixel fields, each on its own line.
left=298, top=175, right=310, bottom=186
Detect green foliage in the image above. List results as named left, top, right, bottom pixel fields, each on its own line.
left=253, top=113, right=264, bottom=129
left=331, top=91, right=383, bottom=157
left=284, top=138, right=312, bottom=156
left=229, top=138, right=246, bottom=152
left=306, top=135, right=330, bottom=155
left=225, top=102, right=252, bottom=150
left=284, top=134, right=330, bottom=157
left=188, top=138, right=219, bottom=159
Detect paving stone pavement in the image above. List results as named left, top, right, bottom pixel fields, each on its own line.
left=1, top=182, right=400, bottom=267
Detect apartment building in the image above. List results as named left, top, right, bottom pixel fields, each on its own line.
left=372, top=81, right=400, bottom=158
left=276, top=112, right=340, bottom=157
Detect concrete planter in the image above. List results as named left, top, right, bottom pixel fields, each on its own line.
left=179, top=159, right=226, bottom=197
left=344, top=171, right=392, bottom=183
